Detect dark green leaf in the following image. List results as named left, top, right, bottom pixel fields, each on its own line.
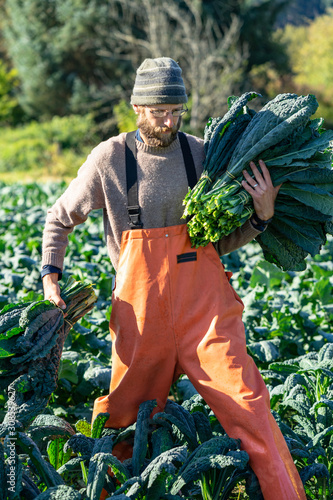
left=299, top=463, right=329, bottom=484
left=248, top=339, right=280, bottom=363
left=170, top=451, right=248, bottom=495
left=91, top=412, right=110, bottom=439
left=280, top=183, right=333, bottom=216
left=32, top=484, right=82, bottom=499
left=16, top=431, right=64, bottom=488
left=132, top=399, right=157, bottom=476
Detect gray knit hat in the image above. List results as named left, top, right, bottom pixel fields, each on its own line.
left=130, top=57, right=188, bottom=105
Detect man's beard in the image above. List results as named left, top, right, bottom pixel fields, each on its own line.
left=137, top=112, right=181, bottom=147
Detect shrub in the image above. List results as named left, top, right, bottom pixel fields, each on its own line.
left=0, top=114, right=98, bottom=177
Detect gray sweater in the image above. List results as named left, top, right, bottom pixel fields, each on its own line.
left=42, top=132, right=260, bottom=272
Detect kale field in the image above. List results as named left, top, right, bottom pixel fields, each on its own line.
left=1, top=182, right=333, bottom=500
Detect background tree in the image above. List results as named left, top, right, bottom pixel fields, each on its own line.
left=238, top=0, right=290, bottom=72
left=97, top=0, right=246, bottom=133
left=92, top=0, right=294, bottom=131
left=0, top=60, right=24, bottom=125
left=3, top=0, right=329, bottom=135
left=274, top=10, right=333, bottom=126
left=3, top=0, right=294, bottom=134
left=2, top=0, right=132, bottom=125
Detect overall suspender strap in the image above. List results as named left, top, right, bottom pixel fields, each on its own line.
left=125, top=131, right=143, bottom=229
left=125, top=131, right=198, bottom=229
left=178, top=131, right=198, bottom=225
left=178, top=131, right=198, bottom=190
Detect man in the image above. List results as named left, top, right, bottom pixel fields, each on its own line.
left=42, top=57, right=306, bottom=500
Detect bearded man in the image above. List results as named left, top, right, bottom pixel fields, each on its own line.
left=41, top=57, right=306, bottom=500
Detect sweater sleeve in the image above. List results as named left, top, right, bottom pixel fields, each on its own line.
left=42, top=153, right=105, bottom=270
left=214, top=219, right=262, bottom=256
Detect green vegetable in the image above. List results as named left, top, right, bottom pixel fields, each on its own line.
left=0, top=278, right=97, bottom=429
left=227, top=93, right=319, bottom=175
left=47, top=438, right=73, bottom=471
left=170, top=449, right=249, bottom=496
left=29, top=484, right=82, bottom=499
left=183, top=92, right=260, bottom=218
left=132, top=399, right=157, bottom=475
left=151, top=426, right=175, bottom=459
left=192, top=411, right=213, bottom=444
left=91, top=412, right=110, bottom=439
left=86, top=436, right=115, bottom=499
left=0, top=304, right=26, bottom=335
left=19, top=300, right=56, bottom=329
left=183, top=92, right=333, bottom=270
left=152, top=399, right=198, bottom=451
left=1, top=181, right=332, bottom=499
left=29, top=414, right=76, bottom=444
left=16, top=431, right=65, bottom=488
left=64, top=433, right=95, bottom=457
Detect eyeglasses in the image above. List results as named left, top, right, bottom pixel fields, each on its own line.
left=145, top=106, right=188, bottom=118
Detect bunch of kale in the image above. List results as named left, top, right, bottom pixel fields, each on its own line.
left=183, top=92, right=333, bottom=270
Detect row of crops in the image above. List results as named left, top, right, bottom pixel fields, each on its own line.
left=0, top=182, right=333, bottom=499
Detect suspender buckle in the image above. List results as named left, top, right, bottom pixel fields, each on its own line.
left=128, top=205, right=143, bottom=229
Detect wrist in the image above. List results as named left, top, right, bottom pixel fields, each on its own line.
left=42, top=272, right=60, bottom=284
left=41, top=265, right=62, bottom=280
left=252, top=213, right=273, bottom=225
left=250, top=213, right=273, bottom=232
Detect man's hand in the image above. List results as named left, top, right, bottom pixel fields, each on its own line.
left=42, top=273, right=66, bottom=310
left=242, top=160, right=281, bottom=220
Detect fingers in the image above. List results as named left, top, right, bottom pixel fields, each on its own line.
left=242, top=169, right=261, bottom=193
left=249, top=160, right=265, bottom=187
left=242, top=159, right=280, bottom=196
left=254, top=159, right=273, bottom=186
left=49, top=295, right=67, bottom=310
left=242, top=160, right=280, bottom=221
left=46, top=290, right=66, bottom=310
left=243, top=160, right=271, bottom=187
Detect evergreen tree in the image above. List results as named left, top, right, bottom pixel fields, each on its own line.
left=239, top=0, right=290, bottom=72
left=3, top=0, right=131, bottom=123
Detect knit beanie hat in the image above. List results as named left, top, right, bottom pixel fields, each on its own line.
left=130, top=57, right=188, bottom=105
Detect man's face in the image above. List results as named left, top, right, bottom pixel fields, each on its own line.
left=133, top=104, right=183, bottom=147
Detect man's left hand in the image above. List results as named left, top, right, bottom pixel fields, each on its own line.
left=242, top=160, right=281, bottom=220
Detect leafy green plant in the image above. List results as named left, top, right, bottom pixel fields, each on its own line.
left=260, top=345, right=333, bottom=499
left=1, top=181, right=333, bottom=498
left=183, top=92, right=333, bottom=271
left=0, top=114, right=97, bottom=178
left=0, top=278, right=97, bottom=429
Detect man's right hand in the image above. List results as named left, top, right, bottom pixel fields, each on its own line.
left=42, top=273, right=66, bottom=310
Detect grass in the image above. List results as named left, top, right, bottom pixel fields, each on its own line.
left=0, top=169, right=71, bottom=184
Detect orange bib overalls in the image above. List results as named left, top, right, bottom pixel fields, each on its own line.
left=93, top=133, right=306, bottom=500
